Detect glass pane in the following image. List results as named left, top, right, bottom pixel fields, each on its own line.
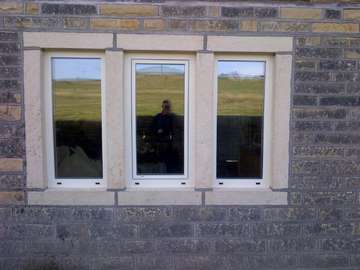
left=217, top=61, right=265, bottom=179
left=135, top=63, right=185, bottom=175
left=52, top=58, right=102, bottom=178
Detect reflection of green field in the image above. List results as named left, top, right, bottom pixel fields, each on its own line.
left=218, top=77, right=264, bottom=116
left=54, top=80, right=101, bottom=121
left=136, top=74, right=184, bottom=116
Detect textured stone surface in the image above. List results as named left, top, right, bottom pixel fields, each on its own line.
left=1, top=1, right=360, bottom=269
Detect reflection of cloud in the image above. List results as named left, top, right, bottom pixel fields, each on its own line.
left=53, top=58, right=101, bottom=80
left=218, top=61, right=265, bottom=77
left=136, top=64, right=184, bottom=75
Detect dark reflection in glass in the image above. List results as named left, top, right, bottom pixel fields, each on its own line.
left=135, top=63, right=185, bottom=175
left=52, top=58, right=102, bottom=178
left=217, top=61, right=265, bottom=179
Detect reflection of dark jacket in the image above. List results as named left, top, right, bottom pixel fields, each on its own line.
left=151, top=112, right=176, bottom=143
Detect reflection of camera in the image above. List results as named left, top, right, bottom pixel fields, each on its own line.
left=164, top=104, right=170, bottom=110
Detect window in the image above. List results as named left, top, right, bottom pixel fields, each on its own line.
left=215, top=56, right=272, bottom=188
left=130, top=59, right=189, bottom=186
left=44, top=53, right=105, bottom=188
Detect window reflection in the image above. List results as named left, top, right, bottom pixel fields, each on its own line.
left=135, top=63, right=185, bottom=175
left=52, top=58, right=102, bottom=178
left=217, top=61, right=265, bottom=179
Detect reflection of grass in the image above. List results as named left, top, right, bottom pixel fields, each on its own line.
left=54, top=80, right=101, bottom=121
left=136, top=74, right=184, bottom=116
left=218, top=77, right=264, bottom=116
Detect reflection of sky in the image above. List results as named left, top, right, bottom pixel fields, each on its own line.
left=136, top=64, right=185, bottom=74
left=52, top=58, right=101, bottom=80
left=218, top=61, right=265, bottom=77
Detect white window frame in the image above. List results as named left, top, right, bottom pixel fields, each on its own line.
left=44, top=51, right=106, bottom=188
left=214, top=54, right=273, bottom=189
left=125, top=54, right=194, bottom=188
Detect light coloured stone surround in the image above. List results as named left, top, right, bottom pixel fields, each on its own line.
left=24, top=32, right=292, bottom=205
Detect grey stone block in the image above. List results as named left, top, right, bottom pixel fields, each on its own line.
left=294, top=83, right=345, bottom=94
left=0, top=175, right=24, bottom=189
left=173, top=207, right=226, bottom=222
left=173, top=255, right=224, bottom=270
left=293, top=95, right=318, bottom=106
left=0, top=32, right=18, bottom=42
left=90, top=256, right=134, bottom=270
left=253, top=223, right=301, bottom=237
left=321, top=238, right=360, bottom=252
left=0, top=80, right=21, bottom=91
left=320, top=96, right=360, bottom=106
left=303, top=192, right=356, bottom=206
left=325, top=9, right=342, bottom=19
left=0, top=224, right=55, bottom=240
left=116, top=207, right=172, bottom=223
left=136, top=255, right=173, bottom=270
left=296, top=48, right=342, bottom=58
left=291, top=160, right=321, bottom=176
left=294, top=108, right=347, bottom=119
left=88, top=224, right=137, bottom=239
left=162, top=6, right=206, bottom=17
left=294, top=121, right=332, bottom=131
left=264, top=207, right=316, bottom=221
left=300, top=254, right=349, bottom=268
left=320, top=60, right=356, bottom=71
left=215, top=239, right=265, bottom=253
left=269, top=238, right=317, bottom=252
left=254, top=7, right=278, bottom=18
left=319, top=208, right=345, bottom=221
left=157, top=239, right=211, bottom=253
left=228, top=208, right=261, bottom=222
left=334, top=72, right=360, bottom=82
left=335, top=121, right=360, bottom=131
left=294, top=71, right=331, bottom=82
left=315, top=134, right=360, bottom=145
left=221, top=7, right=254, bottom=17
left=0, top=137, right=25, bottom=157
left=198, top=223, right=250, bottom=238
left=303, top=222, right=353, bottom=235
left=0, top=56, right=20, bottom=66
left=140, top=223, right=193, bottom=238
left=41, top=4, right=97, bottom=15
left=0, top=43, right=20, bottom=54
left=56, top=224, right=89, bottom=241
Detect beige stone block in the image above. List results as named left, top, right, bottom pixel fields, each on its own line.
left=24, top=32, right=113, bottom=49
left=118, top=190, right=202, bottom=205
left=144, top=19, right=166, bottom=30
left=271, top=54, right=291, bottom=189
left=195, top=52, right=215, bottom=189
left=100, top=4, right=158, bottom=16
left=206, top=190, right=287, bottom=205
left=241, top=20, right=257, bottom=32
left=28, top=190, right=115, bottom=205
left=259, top=22, right=311, bottom=32
left=281, top=8, right=322, bottom=19
left=0, top=158, right=23, bottom=172
left=91, top=19, right=140, bottom=30
left=25, top=3, right=39, bottom=14
left=64, top=18, right=88, bottom=29
left=0, top=2, right=23, bottom=13
left=208, top=6, right=220, bottom=17
left=0, top=192, right=24, bottom=205
left=105, top=50, right=126, bottom=189
left=345, top=49, right=360, bottom=59
left=0, top=105, right=21, bottom=121
left=207, top=36, right=293, bottom=53
left=312, top=23, right=359, bottom=33
left=344, top=9, right=360, bottom=20
left=24, top=49, right=47, bottom=189
left=117, top=34, right=203, bottom=51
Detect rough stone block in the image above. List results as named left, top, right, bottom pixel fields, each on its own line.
left=90, top=19, right=140, bottom=30
left=221, top=7, right=254, bottom=17
left=303, top=192, right=356, bottom=206
left=253, top=223, right=301, bottom=237
left=157, top=239, right=211, bottom=253
left=303, top=223, right=353, bottom=235
left=319, top=208, right=345, bottom=221
left=4, top=16, right=63, bottom=29
left=291, top=160, right=321, bottom=175
left=100, top=4, right=158, bottom=16
left=345, top=49, right=360, bottom=59
left=296, top=48, right=342, bottom=58
left=293, top=95, right=318, bottom=106
left=88, top=224, right=137, bottom=239
left=264, top=207, right=316, bottom=221
left=319, top=60, right=356, bottom=71
left=162, top=6, right=206, bottom=17
left=215, top=239, right=265, bottom=253
left=254, top=7, right=278, bottom=17
left=281, top=8, right=322, bottom=19
left=41, top=4, right=97, bottom=15
left=63, top=17, right=88, bottom=29
left=294, top=83, right=345, bottom=94
left=140, top=223, right=193, bottom=238
left=173, top=207, right=226, bottom=222
left=259, top=21, right=311, bottom=32
left=269, top=238, right=317, bottom=252
left=0, top=43, right=20, bottom=54
left=300, top=254, right=349, bottom=268
left=240, top=20, right=257, bottom=31
left=294, top=71, right=330, bottom=82
left=0, top=158, right=22, bottom=172
left=325, top=9, right=342, bottom=19
left=293, top=146, right=344, bottom=158
left=25, top=3, right=39, bottom=15
left=144, top=19, right=165, bottom=30
left=320, top=96, right=360, bottom=106
left=136, top=255, right=172, bottom=270
left=344, top=9, right=360, bottom=20
left=228, top=208, right=261, bottom=222
left=0, top=191, right=24, bottom=205
left=0, top=67, right=21, bottom=78
left=0, top=32, right=18, bottom=41
left=197, top=223, right=250, bottom=238
left=191, top=20, right=238, bottom=32
left=115, top=207, right=172, bottom=223
left=296, top=36, right=321, bottom=46
left=312, top=23, right=359, bottom=33
left=0, top=2, right=23, bottom=14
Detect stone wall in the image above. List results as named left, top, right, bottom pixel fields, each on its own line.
left=1, top=0, right=360, bottom=269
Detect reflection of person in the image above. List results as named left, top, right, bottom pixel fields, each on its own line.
left=150, top=100, right=179, bottom=173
